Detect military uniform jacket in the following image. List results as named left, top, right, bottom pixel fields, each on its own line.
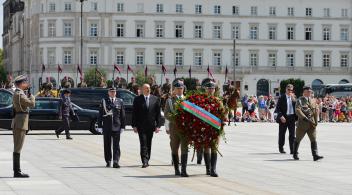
left=12, top=89, right=35, bottom=131
left=98, top=97, right=126, bottom=132
left=295, top=96, right=318, bottom=130
left=164, top=96, right=184, bottom=131
left=59, top=96, right=74, bottom=117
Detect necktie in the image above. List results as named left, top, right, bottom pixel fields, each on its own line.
left=288, top=97, right=292, bottom=114
left=145, top=96, right=149, bottom=109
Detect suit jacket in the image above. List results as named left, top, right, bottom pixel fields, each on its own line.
left=295, top=97, right=318, bottom=130
left=12, top=89, right=35, bottom=131
left=275, top=94, right=296, bottom=123
left=59, top=96, right=74, bottom=117
left=132, top=94, right=161, bottom=131
left=98, top=97, right=126, bottom=132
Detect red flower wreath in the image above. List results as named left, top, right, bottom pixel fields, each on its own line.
left=173, top=92, right=227, bottom=150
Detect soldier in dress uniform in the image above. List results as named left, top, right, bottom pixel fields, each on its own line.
left=164, top=80, right=189, bottom=177
left=11, top=75, right=35, bottom=178
left=293, top=86, right=324, bottom=161
left=161, top=78, right=171, bottom=95
left=98, top=88, right=126, bottom=168
left=55, top=89, right=75, bottom=139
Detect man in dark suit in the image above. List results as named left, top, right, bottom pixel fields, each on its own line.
left=55, top=89, right=75, bottom=140
left=98, top=88, right=126, bottom=168
left=132, top=84, right=162, bottom=168
left=275, top=84, right=296, bottom=154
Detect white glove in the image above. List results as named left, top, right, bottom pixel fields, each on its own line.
left=120, top=129, right=125, bottom=134
left=97, top=128, right=103, bottom=133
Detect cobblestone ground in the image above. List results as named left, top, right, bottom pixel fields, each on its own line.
left=1, top=123, right=351, bottom=195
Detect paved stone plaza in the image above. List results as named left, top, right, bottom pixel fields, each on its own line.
left=0, top=123, right=351, bottom=195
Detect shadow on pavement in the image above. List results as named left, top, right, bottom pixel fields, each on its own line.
left=264, top=159, right=310, bottom=162
left=124, top=174, right=205, bottom=179
left=249, top=152, right=281, bottom=155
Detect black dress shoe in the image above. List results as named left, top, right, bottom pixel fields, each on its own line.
left=14, top=171, right=29, bottom=178
left=113, top=162, right=120, bottom=168
left=66, top=136, right=73, bottom=140
left=142, top=163, right=148, bottom=168
left=55, top=131, right=60, bottom=138
left=106, top=162, right=111, bottom=167
left=279, top=149, right=286, bottom=154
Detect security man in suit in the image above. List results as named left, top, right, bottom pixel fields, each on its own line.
left=293, top=86, right=324, bottom=161
left=98, top=88, right=126, bottom=168
left=164, top=80, right=189, bottom=177
left=12, top=75, right=35, bottom=178
left=55, top=89, right=75, bottom=139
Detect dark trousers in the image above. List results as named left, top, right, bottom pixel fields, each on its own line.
left=103, top=130, right=121, bottom=163
left=138, top=130, right=154, bottom=164
left=242, top=106, right=248, bottom=116
left=278, top=115, right=296, bottom=153
left=56, top=116, right=71, bottom=137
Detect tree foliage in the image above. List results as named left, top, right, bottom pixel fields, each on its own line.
left=280, top=78, right=305, bottom=97
left=84, top=67, right=106, bottom=87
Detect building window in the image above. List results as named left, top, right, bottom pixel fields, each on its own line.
left=47, top=48, right=56, bottom=65
left=175, top=52, right=183, bottom=66
left=340, top=27, right=349, bottom=41
left=249, top=51, right=258, bottom=66
left=268, top=52, right=277, bottom=67
left=137, top=3, right=144, bottom=13
left=213, top=24, right=222, bottom=39
left=268, top=25, right=277, bottom=40
left=213, top=51, right=222, bottom=66
left=288, top=7, right=294, bottom=16
left=194, top=24, right=203, bottom=38
left=48, top=21, right=56, bottom=37
left=176, top=4, right=183, bottom=13
left=305, top=25, right=312, bottom=40
left=269, top=7, right=276, bottom=16
left=155, top=51, right=164, bottom=65
left=286, top=52, right=295, bottom=67
left=90, top=50, right=98, bottom=65
left=156, top=4, right=163, bottom=13
left=342, top=9, right=348, bottom=17
left=116, top=23, right=124, bottom=37
left=39, top=48, right=44, bottom=64
left=64, top=22, right=72, bottom=37
left=323, top=8, right=330, bottom=17
left=64, top=3, right=72, bottom=11
left=232, top=23, right=240, bottom=39
left=249, top=24, right=258, bottom=40
left=305, top=52, right=313, bottom=67
left=340, top=53, right=349, bottom=67
left=90, top=23, right=98, bottom=37
left=287, top=25, right=295, bottom=40
left=91, top=2, right=98, bottom=11
left=117, top=3, right=124, bottom=12
left=136, top=23, right=145, bottom=38
left=195, top=5, right=202, bottom=14
left=214, top=5, right=221, bottom=15
left=194, top=51, right=203, bottom=66
left=232, top=50, right=240, bottom=66
left=155, top=23, right=164, bottom=38
left=232, top=6, right=239, bottom=15
left=322, top=52, right=331, bottom=67
left=306, top=8, right=312, bottom=16
left=63, top=50, right=72, bottom=65
left=39, top=22, right=44, bottom=37
left=175, top=24, right=183, bottom=38
left=49, top=3, right=55, bottom=12
left=116, top=51, right=124, bottom=65
left=251, top=6, right=258, bottom=16
left=323, top=26, right=331, bottom=41
left=136, top=51, right=144, bottom=65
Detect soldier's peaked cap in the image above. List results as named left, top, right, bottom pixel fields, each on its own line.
left=303, top=86, right=312, bottom=91
left=204, top=81, right=216, bottom=88
left=109, top=87, right=117, bottom=91
left=173, top=80, right=184, bottom=88
left=14, top=75, right=28, bottom=84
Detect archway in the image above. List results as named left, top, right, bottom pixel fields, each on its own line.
left=312, top=79, right=324, bottom=93
left=256, top=79, right=269, bottom=96
left=339, top=79, right=349, bottom=84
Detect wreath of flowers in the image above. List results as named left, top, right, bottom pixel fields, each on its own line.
left=172, top=91, right=227, bottom=150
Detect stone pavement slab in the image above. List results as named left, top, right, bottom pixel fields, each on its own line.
left=1, top=123, right=351, bottom=195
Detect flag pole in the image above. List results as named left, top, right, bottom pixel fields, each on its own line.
left=160, top=71, right=163, bottom=86
left=224, top=64, right=227, bottom=84
left=76, top=65, right=78, bottom=87
left=94, top=64, right=97, bottom=87
left=112, top=65, right=115, bottom=88
left=127, top=65, right=129, bottom=86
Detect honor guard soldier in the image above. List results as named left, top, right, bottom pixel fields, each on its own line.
left=164, top=80, right=189, bottom=177
left=55, top=89, right=75, bottom=139
left=293, top=86, right=324, bottom=161
left=12, top=75, right=35, bottom=178
left=161, top=78, right=171, bottom=95
left=98, top=88, right=126, bottom=168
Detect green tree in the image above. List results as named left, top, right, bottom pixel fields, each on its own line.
left=280, top=78, right=305, bottom=97
left=174, top=77, right=198, bottom=91
left=0, top=48, right=7, bottom=84
left=134, top=70, right=155, bottom=86
left=84, top=67, right=106, bottom=87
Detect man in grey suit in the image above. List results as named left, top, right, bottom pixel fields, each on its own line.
left=98, top=88, right=126, bottom=168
